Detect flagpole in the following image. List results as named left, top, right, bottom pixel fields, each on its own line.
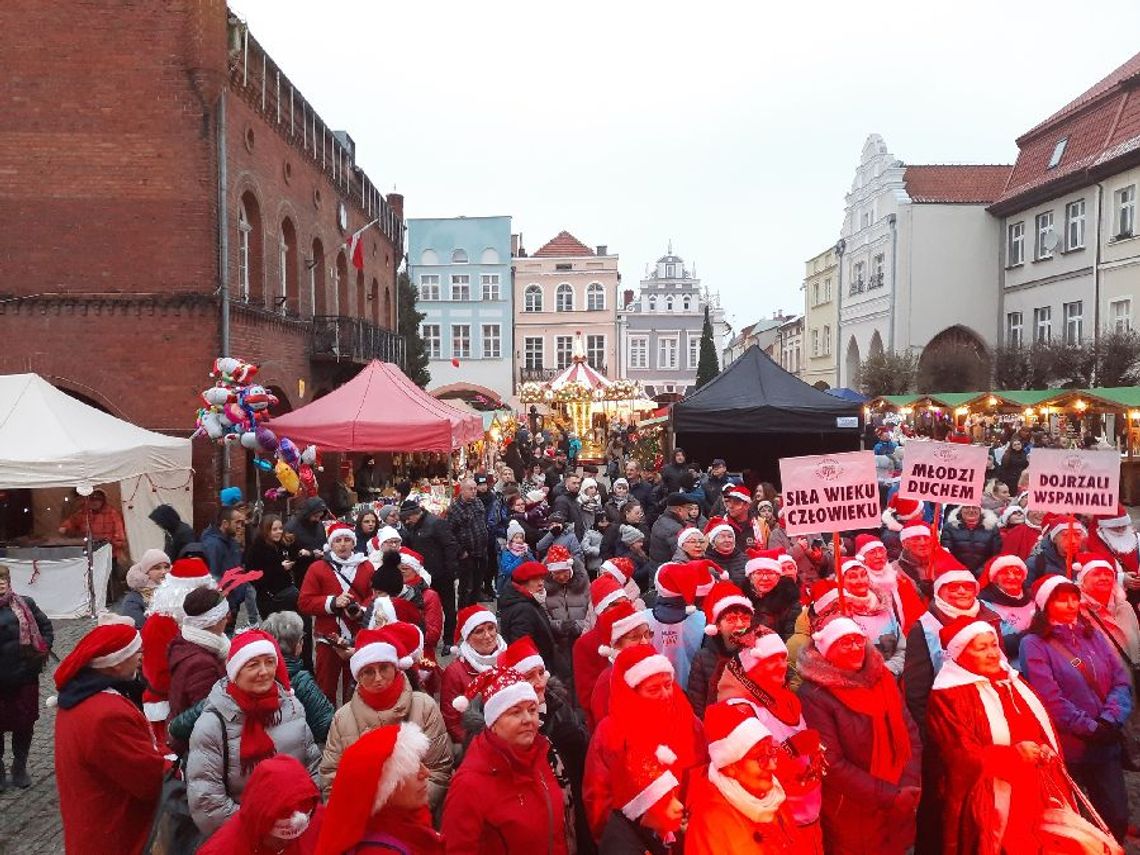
left=306, top=217, right=380, bottom=270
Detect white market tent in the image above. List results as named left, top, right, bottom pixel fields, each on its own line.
left=0, top=373, right=194, bottom=616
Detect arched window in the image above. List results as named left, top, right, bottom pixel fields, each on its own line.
left=649, top=295, right=657, bottom=311
left=371, top=277, right=381, bottom=325
left=335, top=251, right=349, bottom=316
left=480, top=247, right=500, bottom=264
left=451, top=248, right=468, bottom=264
left=384, top=285, right=393, bottom=328
left=524, top=284, right=543, bottom=312
left=279, top=218, right=298, bottom=315
left=586, top=282, right=605, bottom=311
left=556, top=283, right=574, bottom=312
left=356, top=270, right=366, bottom=319
left=665, top=296, right=674, bottom=312
left=682, top=295, right=691, bottom=311
left=311, top=237, right=326, bottom=315
left=237, top=192, right=263, bottom=303
left=420, top=249, right=439, bottom=265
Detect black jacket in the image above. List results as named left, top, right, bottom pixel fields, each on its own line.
left=747, top=577, right=801, bottom=640
left=403, top=511, right=460, bottom=582
left=497, top=583, right=570, bottom=680
left=939, top=508, right=1001, bottom=575
left=243, top=538, right=295, bottom=596
left=449, top=497, right=489, bottom=556
left=660, top=461, right=688, bottom=493
left=148, top=504, right=194, bottom=561
left=705, top=546, right=747, bottom=589
left=685, top=633, right=735, bottom=718
left=0, top=595, right=53, bottom=687
left=552, top=493, right=587, bottom=542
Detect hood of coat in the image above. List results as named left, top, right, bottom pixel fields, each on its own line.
left=148, top=503, right=182, bottom=532
left=796, top=639, right=887, bottom=691
left=945, top=506, right=999, bottom=531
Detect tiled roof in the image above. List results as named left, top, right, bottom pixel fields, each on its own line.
left=902, top=165, right=1013, bottom=203
left=1020, top=52, right=1140, bottom=141
left=531, top=230, right=595, bottom=258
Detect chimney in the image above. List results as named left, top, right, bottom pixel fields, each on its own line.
left=385, top=192, right=404, bottom=220
left=511, top=233, right=520, bottom=257
left=623, top=289, right=635, bottom=308
left=596, top=245, right=608, bottom=256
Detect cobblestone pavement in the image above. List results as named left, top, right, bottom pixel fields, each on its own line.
left=1, top=617, right=1138, bottom=854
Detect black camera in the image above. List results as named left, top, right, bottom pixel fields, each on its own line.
left=336, top=600, right=364, bottom=621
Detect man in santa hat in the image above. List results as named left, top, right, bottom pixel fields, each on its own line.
left=53, top=623, right=165, bottom=855
left=1026, top=514, right=1086, bottom=583
left=1087, top=505, right=1140, bottom=604
left=685, top=581, right=754, bottom=717
left=298, top=522, right=375, bottom=703
left=880, top=497, right=929, bottom=562
left=889, top=522, right=938, bottom=601
left=722, top=485, right=764, bottom=551
left=854, top=533, right=924, bottom=634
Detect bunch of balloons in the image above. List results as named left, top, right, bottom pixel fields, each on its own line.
left=192, top=357, right=320, bottom=500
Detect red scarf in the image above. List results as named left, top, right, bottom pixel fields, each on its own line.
left=226, top=682, right=282, bottom=774
left=732, top=662, right=802, bottom=726
left=358, top=672, right=405, bottom=712
left=829, top=671, right=910, bottom=785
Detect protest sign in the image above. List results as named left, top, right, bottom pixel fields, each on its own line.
left=1026, top=448, right=1120, bottom=514
left=898, top=441, right=988, bottom=506
left=779, top=451, right=880, bottom=536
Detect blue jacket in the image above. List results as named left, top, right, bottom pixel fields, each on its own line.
left=1020, top=620, right=1133, bottom=764
left=200, top=524, right=242, bottom=580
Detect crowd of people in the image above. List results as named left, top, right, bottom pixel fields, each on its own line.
left=2, top=429, right=1138, bottom=854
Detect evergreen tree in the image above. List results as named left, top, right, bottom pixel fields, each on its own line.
left=396, top=270, right=431, bottom=388
left=696, top=305, right=720, bottom=387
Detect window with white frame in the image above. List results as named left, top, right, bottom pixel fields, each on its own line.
left=237, top=203, right=251, bottom=301
left=1063, top=301, right=1083, bottom=345
left=824, top=278, right=832, bottom=302
left=555, top=336, right=573, bottom=369
left=665, top=296, right=674, bottom=312
left=823, top=325, right=831, bottom=355
left=418, top=274, right=440, bottom=301
left=481, top=324, right=501, bottom=359
left=648, top=295, right=657, bottom=312
left=1065, top=199, right=1085, bottom=251
left=871, top=253, right=884, bottom=287
left=524, top=337, right=544, bottom=369
left=586, top=282, right=605, bottom=311
left=1006, top=311, right=1023, bottom=348
left=1111, top=298, right=1132, bottom=333
left=629, top=337, right=648, bottom=369
left=1117, top=185, right=1136, bottom=238
left=450, top=274, right=470, bottom=301
left=421, top=323, right=441, bottom=359
left=524, top=284, right=543, bottom=312
left=451, top=324, right=471, bottom=358
left=1035, top=211, right=1055, bottom=260
left=1034, top=306, right=1052, bottom=342
left=480, top=274, right=500, bottom=301
left=812, top=283, right=820, bottom=305
left=555, top=283, right=574, bottom=312
left=811, top=328, right=820, bottom=357
left=683, top=295, right=692, bottom=311
left=1008, top=221, right=1025, bottom=265
left=852, top=260, right=865, bottom=293
left=587, top=335, right=605, bottom=370
left=688, top=335, right=699, bottom=369
left=658, top=337, right=678, bottom=370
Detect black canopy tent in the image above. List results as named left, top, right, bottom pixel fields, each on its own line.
left=670, top=346, right=863, bottom=485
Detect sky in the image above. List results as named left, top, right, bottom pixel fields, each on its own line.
left=230, top=0, right=1140, bottom=337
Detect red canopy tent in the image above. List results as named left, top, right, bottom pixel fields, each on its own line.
left=267, top=361, right=483, bottom=452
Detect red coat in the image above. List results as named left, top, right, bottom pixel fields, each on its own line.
left=298, top=557, right=374, bottom=639
left=166, top=635, right=226, bottom=719
left=440, top=658, right=480, bottom=743
left=441, top=730, right=568, bottom=855
left=55, top=689, right=165, bottom=855
left=589, top=664, right=612, bottom=729
left=889, top=573, right=926, bottom=635
left=684, top=771, right=800, bottom=855
left=572, top=625, right=608, bottom=727
left=141, top=613, right=178, bottom=721
left=999, top=524, right=1040, bottom=562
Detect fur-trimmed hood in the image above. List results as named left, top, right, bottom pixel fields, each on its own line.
left=944, top=506, right=999, bottom=531
left=796, top=639, right=887, bottom=691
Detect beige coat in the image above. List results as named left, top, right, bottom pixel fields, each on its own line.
left=319, top=677, right=453, bottom=807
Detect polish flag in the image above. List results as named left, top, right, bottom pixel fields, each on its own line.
left=346, top=231, right=364, bottom=271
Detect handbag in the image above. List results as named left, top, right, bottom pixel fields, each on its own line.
left=144, top=709, right=228, bottom=855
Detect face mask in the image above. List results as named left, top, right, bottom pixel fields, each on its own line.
left=272, top=810, right=311, bottom=840
left=531, top=587, right=547, bottom=604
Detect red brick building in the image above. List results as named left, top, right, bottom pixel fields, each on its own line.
left=0, top=1, right=403, bottom=525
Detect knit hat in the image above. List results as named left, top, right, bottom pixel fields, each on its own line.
left=450, top=666, right=538, bottom=726
left=582, top=478, right=598, bottom=492
left=704, top=516, right=735, bottom=543
left=511, top=560, right=548, bottom=584
left=398, top=499, right=422, bottom=520
left=181, top=587, right=230, bottom=630
left=899, top=523, right=932, bottom=542
left=126, top=548, right=171, bottom=592
left=598, top=601, right=651, bottom=657
left=1033, top=575, right=1080, bottom=611
left=226, top=629, right=290, bottom=689
left=654, top=562, right=700, bottom=613
left=398, top=546, right=430, bottom=586
left=590, top=574, right=628, bottom=614
left=738, top=631, right=790, bottom=672
left=350, top=624, right=415, bottom=678
left=613, top=477, right=630, bottom=490
left=545, top=544, right=573, bottom=572
left=601, top=557, right=635, bottom=584
left=52, top=624, right=141, bottom=693
left=677, top=527, right=705, bottom=549
left=325, top=521, right=356, bottom=546
left=810, top=580, right=841, bottom=616
left=887, top=496, right=925, bottom=521
left=453, top=605, right=497, bottom=650
left=854, top=534, right=886, bottom=559
left=318, top=723, right=432, bottom=855
left=500, top=636, right=544, bottom=676
left=979, top=554, right=1028, bottom=588
left=506, top=519, right=525, bottom=541
left=1074, top=552, right=1116, bottom=586
left=702, top=581, right=753, bottom=636
left=613, top=642, right=674, bottom=689
left=368, top=526, right=403, bottom=553
left=612, top=744, right=681, bottom=822
left=1044, top=514, right=1086, bottom=540
left=525, top=489, right=546, bottom=505
left=811, top=616, right=865, bottom=657
left=618, top=525, right=645, bottom=547
left=705, top=701, right=775, bottom=770
left=723, top=485, right=751, bottom=504
left=220, top=486, right=245, bottom=507
left=370, top=551, right=404, bottom=596
left=939, top=617, right=999, bottom=663
left=999, top=505, right=1025, bottom=526
left=744, top=548, right=782, bottom=578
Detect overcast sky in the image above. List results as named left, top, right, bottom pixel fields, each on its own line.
left=230, top=0, right=1140, bottom=334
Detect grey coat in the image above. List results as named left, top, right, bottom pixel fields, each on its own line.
left=187, top=680, right=321, bottom=836
left=647, top=511, right=686, bottom=564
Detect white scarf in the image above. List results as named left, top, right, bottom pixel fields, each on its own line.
left=181, top=624, right=231, bottom=659
left=867, top=564, right=898, bottom=590
left=845, top=589, right=884, bottom=615
left=934, top=596, right=980, bottom=620
left=708, top=766, right=786, bottom=823
left=460, top=637, right=507, bottom=673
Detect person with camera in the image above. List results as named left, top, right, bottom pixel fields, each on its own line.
left=298, top=522, right=375, bottom=705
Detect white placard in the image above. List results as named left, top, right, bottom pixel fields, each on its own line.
left=898, top=441, right=988, bottom=506
left=779, top=451, right=880, bottom=535
left=1026, top=448, right=1120, bottom=514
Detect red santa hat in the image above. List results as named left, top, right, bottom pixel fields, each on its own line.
left=612, top=743, right=681, bottom=822
left=931, top=555, right=978, bottom=599
left=841, top=557, right=869, bottom=579
left=855, top=534, right=886, bottom=559
left=692, top=559, right=728, bottom=596
left=744, top=548, right=782, bottom=579
left=704, top=516, right=735, bottom=543
left=1032, top=574, right=1080, bottom=611
left=676, top=527, right=705, bottom=549
left=810, top=579, right=840, bottom=615
left=938, top=616, right=1000, bottom=663
left=887, top=496, right=925, bottom=521
left=169, top=556, right=213, bottom=582
left=590, top=575, right=628, bottom=614
left=500, top=636, right=545, bottom=676
left=398, top=547, right=430, bottom=586
left=654, top=562, right=700, bottom=613
left=1043, top=514, right=1086, bottom=541
left=705, top=700, right=775, bottom=770
left=544, top=544, right=573, bottom=573
left=702, top=581, right=753, bottom=636
left=140, top=613, right=180, bottom=721
left=598, top=600, right=651, bottom=658
left=52, top=623, right=141, bottom=695
left=600, top=557, right=635, bottom=584
left=1073, top=552, right=1117, bottom=586
left=511, top=560, right=548, bottom=584
left=899, top=523, right=932, bottom=542
left=452, top=605, right=497, bottom=650
left=325, top=521, right=357, bottom=546
left=1096, top=504, right=1132, bottom=530
left=979, top=554, right=1028, bottom=588
left=722, top=485, right=751, bottom=505
left=810, top=616, right=865, bottom=657
left=148, top=557, right=217, bottom=619
left=226, top=629, right=291, bottom=689
left=614, top=641, right=674, bottom=689
left=450, top=665, right=538, bottom=725
left=738, top=630, right=789, bottom=672
left=350, top=625, right=414, bottom=679
left=368, top=526, right=403, bottom=553
left=318, top=722, right=432, bottom=855
left=386, top=621, right=425, bottom=662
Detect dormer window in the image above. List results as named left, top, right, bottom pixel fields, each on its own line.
left=1048, top=137, right=1068, bottom=170
left=666, top=263, right=675, bottom=277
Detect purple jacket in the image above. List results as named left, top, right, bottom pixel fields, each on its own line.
left=1019, top=620, right=1132, bottom=763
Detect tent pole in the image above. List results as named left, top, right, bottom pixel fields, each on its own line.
left=85, top=504, right=96, bottom=618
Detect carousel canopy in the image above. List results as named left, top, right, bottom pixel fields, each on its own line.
left=550, top=357, right=611, bottom=390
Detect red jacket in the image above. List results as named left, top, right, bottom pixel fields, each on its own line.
left=572, top=625, right=608, bottom=727
left=684, top=770, right=800, bottom=855
left=441, top=730, right=568, bottom=855
left=167, top=635, right=226, bottom=720
left=999, top=524, right=1040, bottom=562
left=141, top=613, right=178, bottom=722
left=55, top=689, right=165, bottom=855
left=440, top=658, right=480, bottom=743
left=298, top=557, right=374, bottom=639
left=589, top=664, right=612, bottom=730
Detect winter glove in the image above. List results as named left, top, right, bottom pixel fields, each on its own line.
left=1087, top=717, right=1121, bottom=745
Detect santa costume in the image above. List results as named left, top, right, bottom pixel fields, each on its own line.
left=439, top=604, right=505, bottom=743
left=298, top=522, right=375, bottom=703
left=573, top=574, right=630, bottom=718
left=976, top=555, right=1036, bottom=659
left=1087, top=504, right=1140, bottom=603
left=589, top=599, right=653, bottom=728
left=853, top=533, right=924, bottom=633
left=53, top=624, right=165, bottom=855
left=880, top=497, right=928, bottom=561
